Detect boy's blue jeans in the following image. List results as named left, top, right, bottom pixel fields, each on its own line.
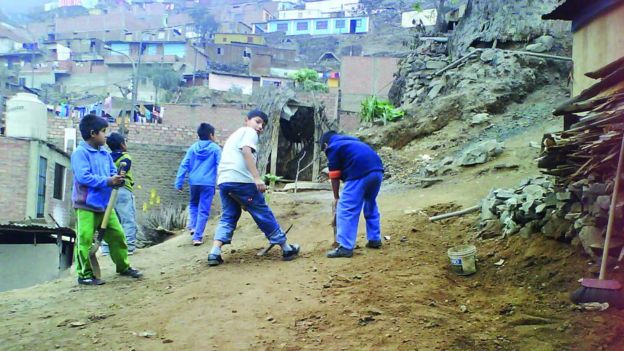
left=188, top=185, right=215, bottom=241
left=337, top=171, right=383, bottom=250
left=214, top=182, right=287, bottom=245
left=102, top=187, right=137, bottom=254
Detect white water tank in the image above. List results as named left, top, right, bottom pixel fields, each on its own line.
left=5, top=93, right=47, bottom=141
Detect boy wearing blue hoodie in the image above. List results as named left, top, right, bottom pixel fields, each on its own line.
left=175, top=123, right=221, bottom=245
left=71, top=114, right=142, bottom=285
left=320, top=131, right=384, bottom=258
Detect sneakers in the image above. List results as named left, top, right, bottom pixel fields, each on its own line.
left=77, top=277, right=105, bottom=285
left=192, top=240, right=203, bottom=246
left=120, top=267, right=143, bottom=278
left=207, top=254, right=224, bottom=266
left=365, top=240, right=382, bottom=249
left=282, top=244, right=301, bottom=261
left=326, top=246, right=354, bottom=258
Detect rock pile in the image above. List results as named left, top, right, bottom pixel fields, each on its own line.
left=479, top=175, right=622, bottom=260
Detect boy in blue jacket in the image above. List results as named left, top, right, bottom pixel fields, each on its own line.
left=320, top=131, right=384, bottom=258
left=175, top=123, right=221, bottom=245
left=71, top=114, right=142, bottom=285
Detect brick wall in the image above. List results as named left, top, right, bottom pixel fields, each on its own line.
left=340, top=56, right=399, bottom=112
left=129, top=144, right=189, bottom=215
left=0, top=137, right=30, bottom=222
left=161, top=104, right=250, bottom=142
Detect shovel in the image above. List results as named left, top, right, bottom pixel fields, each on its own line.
left=226, top=192, right=293, bottom=256
left=89, top=162, right=126, bottom=279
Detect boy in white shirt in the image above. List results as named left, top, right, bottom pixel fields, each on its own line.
left=207, top=109, right=300, bottom=266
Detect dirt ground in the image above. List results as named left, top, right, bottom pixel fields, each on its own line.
left=3, top=102, right=624, bottom=350
left=3, top=154, right=624, bottom=350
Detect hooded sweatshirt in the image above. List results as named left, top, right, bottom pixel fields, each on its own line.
left=175, top=140, right=221, bottom=189
left=325, top=135, right=384, bottom=181
left=71, top=141, right=117, bottom=212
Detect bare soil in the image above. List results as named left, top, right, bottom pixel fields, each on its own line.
left=2, top=162, right=624, bottom=350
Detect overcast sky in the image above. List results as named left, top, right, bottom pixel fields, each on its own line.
left=1, top=0, right=49, bottom=14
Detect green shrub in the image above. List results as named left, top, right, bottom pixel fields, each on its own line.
left=360, top=96, right=405, bottom=125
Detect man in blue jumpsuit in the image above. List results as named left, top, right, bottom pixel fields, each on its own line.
left=320, top=131, right=384, bottom=258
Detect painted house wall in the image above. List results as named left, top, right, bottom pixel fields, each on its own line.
left=0, top=244, right=68, bottom=292
left=214, top=33, right=266, bottom=45
left=278, top=9, right=326, bottom=20
left=401, top=9, right=438, bottom=27
left=163, top=43, right=186, bottom=58
left=267, top=17, right=369, bottom=35
left=208, top=73, right=254, bottom=95
left=571, top=2, right=624, bottom=96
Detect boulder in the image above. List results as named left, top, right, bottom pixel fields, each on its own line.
left=428, top=84, right=444, bottom=99
left=470, top=113, right=490, bottom=125
left=425, top=60, right=448, bottom=70
left=480, top=49, right=497, bottom=63
left=535, top=35, right=555, bottom=51
left=526, top=43, right=547, bottom=53
left=458, top=140, right=504, bottom=166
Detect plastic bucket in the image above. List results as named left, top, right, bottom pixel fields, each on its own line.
left=447, top=244, right=477, bottom=276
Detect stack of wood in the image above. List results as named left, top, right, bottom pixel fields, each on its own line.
left=540, top=56, right=624, bottom=185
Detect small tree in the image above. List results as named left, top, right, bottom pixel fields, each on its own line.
left=144, top=65, right=182, bottom=103
left=290, top=68, right=328, bottom=93
left=190, top=5, right=219, bottom=43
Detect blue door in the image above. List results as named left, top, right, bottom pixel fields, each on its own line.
left=349, top=20, right=357, bottom=33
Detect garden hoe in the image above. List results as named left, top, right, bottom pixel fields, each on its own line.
left=89, top=162, right=126, bottom=279
left=226, top=192, right=293, bottom=256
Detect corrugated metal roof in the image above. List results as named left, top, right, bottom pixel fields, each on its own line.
left=0, top=223, right=75, bottom=238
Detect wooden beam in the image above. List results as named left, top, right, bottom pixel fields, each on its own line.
left=586, top=55, right=624, bottom=79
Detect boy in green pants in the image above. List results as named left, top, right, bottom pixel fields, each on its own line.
left=71, top=114, right=143, bottom=285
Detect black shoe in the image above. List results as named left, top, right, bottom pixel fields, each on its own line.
left=326, top=246, right=353, bottom=258
left=282, top=244, right=300, bottom=261
left=78, top=277, right=105, bottom=285
left=366, top=240, right=382, bottom=249
left=207, top=254, right=224, bottom=266
left=120, top=267, right=143, bottom=278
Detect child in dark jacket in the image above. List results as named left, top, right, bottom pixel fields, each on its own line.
left=320, top=131, right=384, bottom=258
left=101, top=132, right=138, bottom=255
left=175, top=123, right=221, bottom=245
left=71, top=114, right=142, bottom=285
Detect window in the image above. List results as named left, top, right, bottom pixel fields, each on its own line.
left=335, top=20, right=345, bottom=29
left=296, top=22, right=308, bottom=31
left=276, top=23, right=288, bottom=32
left=356, top=19, right=362, bottom=28
left=222, top=37, right=227, bottom=42
left=36, top=157, right=47, bottom=218
left=316, top=21, right=328, bottom=30
left=53, top=163, right=65, bottom=200
left=247, top=36, right=254, bottom=43
left=216, top=47, right=222, bottom=55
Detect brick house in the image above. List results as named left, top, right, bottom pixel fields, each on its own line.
left=339, top=56, right=399, bottom=112
left=0, top=93, right=72, bottom=227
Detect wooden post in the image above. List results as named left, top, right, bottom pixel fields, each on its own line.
left=312, top=109, right=320, bottom=181
left=269, top=116, right=280, bottom=177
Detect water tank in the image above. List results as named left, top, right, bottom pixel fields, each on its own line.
left=5, top=93, right=47, bottom=141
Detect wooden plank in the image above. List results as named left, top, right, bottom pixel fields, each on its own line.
left=586, top=55, right=624, bottom=79
left=553, top=68, right=624, bottom=116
